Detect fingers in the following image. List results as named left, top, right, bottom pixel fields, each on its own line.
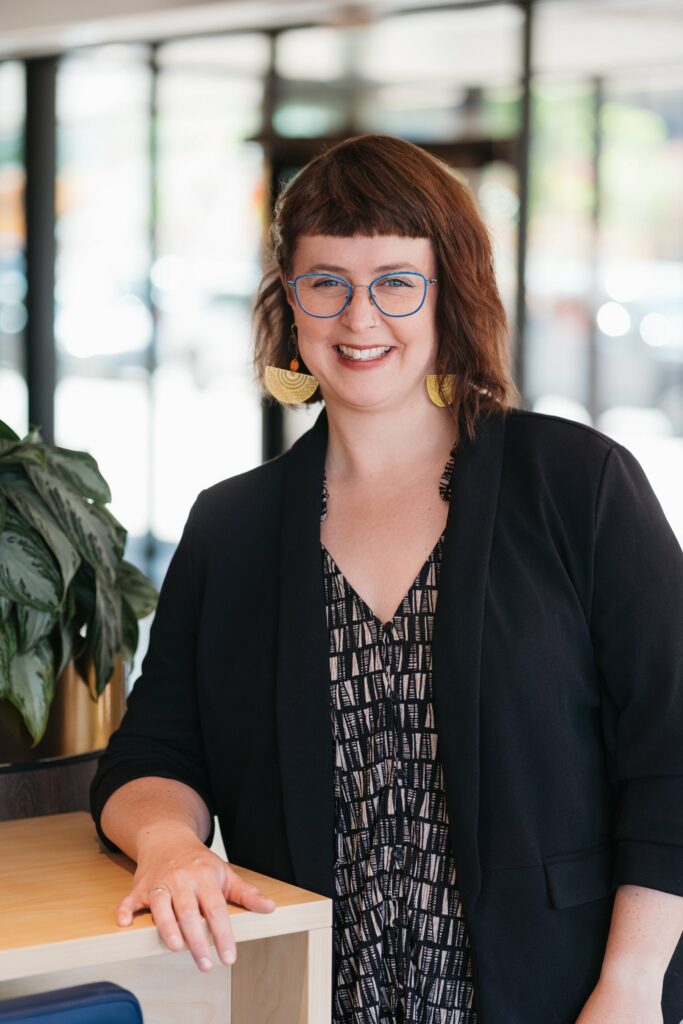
left=117, top=891, right=146, bottom=927
left=200, top=891, right=238, bottom=967
left=147, top=887, right=185, bottom=954
left=224, top=874, right=276, bottom=915
left=115, top=861, right=277, bottom=974
left=118, top=881, right=238, bottom=971
left=173, top=889, right=224, bottom=971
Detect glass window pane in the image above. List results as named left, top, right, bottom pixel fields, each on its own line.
left=274, top=8, right=523, bottom=142
left=357, top=6, right=523, bottom=87
left=159, top=33, right=270, bottom=77
left=276, top=27, right=348, bottom=82
left=55, top=45, right=153, bottom=555
left=529, top=1, right=683, bottom=542
left=535, top=1, right=683, bottom=78
left=154, top=36, right=266, bottom=542
left=526, top=79, right=596, bottom=420
left=595, top=75, right=683, bottom=542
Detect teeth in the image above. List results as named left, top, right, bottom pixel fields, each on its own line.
left=337, top=345, right=392, bottom=361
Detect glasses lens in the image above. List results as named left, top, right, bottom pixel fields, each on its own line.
left=296, top=275, right=349, bottom=316
left=371, top=273, right=427, bottom=316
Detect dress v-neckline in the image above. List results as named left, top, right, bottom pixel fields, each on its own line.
left=321, top=530, right=447, bottom=630
left=320, top=440, right=456, bottom=629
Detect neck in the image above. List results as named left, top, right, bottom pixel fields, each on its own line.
left=322, top=396, right=457, bottom=482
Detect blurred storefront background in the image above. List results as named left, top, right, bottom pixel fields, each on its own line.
left=1, top=2, right=682, bottom=675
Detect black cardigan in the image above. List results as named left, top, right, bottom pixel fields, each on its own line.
left=90, top=405, right=683, bottom=1023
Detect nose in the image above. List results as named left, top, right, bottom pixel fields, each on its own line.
left=338, top=285, right=378, bottom=331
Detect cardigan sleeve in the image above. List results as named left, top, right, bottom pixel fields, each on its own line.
left=590, top=442, right=683, bottom=896
left=89, top=492, right=216, bottom=854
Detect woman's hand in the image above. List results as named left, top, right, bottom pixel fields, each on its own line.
left=116, top=823, right=276, bottom=972
left=575, top=973, right=663, bottom=1023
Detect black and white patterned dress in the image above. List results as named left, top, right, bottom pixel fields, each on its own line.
left=320, top=446, right=478, bottom=1024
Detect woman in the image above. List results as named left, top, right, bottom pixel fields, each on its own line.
left=90, top=134, right=683, bottom=1023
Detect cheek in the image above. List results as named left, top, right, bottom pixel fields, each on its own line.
left=296, top=320, right=331, bottom=360
left=393, top=315, right=435, bottom=349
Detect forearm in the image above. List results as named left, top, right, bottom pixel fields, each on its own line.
left=599, top=884, right=683, bottom=991
left=100, top=777, right=213, bottom=861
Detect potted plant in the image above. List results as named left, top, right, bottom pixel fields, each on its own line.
left=0, top=418, right=158, bottom=820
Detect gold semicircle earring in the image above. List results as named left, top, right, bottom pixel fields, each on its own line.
left=264, top=324, right=320, bottom=404
left=425, top=374, right=456, bottom=407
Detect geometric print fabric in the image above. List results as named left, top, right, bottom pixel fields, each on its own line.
left=320, top=444, right=479, bottom=1023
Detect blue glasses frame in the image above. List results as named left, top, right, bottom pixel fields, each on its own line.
left=286, top=271, right=438, bottom=318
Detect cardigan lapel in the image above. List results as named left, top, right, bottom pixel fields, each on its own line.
left=275, top=404, right=507, bottom=908
left=432, top=408, right=507, bottom=915
left=275, top=406, right=335, bottom=899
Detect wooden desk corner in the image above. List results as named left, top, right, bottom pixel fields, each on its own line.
left=0, top=812, right=332, bottom=1023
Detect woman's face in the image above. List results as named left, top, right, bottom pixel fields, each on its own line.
left=282, top=234, right=439, bottom=412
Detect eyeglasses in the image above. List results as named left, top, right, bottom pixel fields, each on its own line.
left=287, top=271, right=438, bottom=319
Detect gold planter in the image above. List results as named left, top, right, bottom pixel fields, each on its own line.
left=0, top=658, right=127, bottom=821
left=0, top=656, right=126, bottom=766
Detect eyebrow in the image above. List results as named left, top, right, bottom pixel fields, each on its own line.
left=302, top=262, right=422, bottom=275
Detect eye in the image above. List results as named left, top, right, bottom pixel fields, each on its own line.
left=377, top=275, right=415, bottom=288
left=311, top=276, right=344, bottom=289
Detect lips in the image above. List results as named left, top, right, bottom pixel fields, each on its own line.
left=334, top=344, right=394, bottom=365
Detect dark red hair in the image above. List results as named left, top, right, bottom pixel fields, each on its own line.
left=252, top=133, right=519, bottom=441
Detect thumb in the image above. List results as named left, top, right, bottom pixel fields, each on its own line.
left=117, top=889, right=147, bottom=926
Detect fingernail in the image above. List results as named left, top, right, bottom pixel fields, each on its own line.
left=223, top=949, right=236, bottom=965
left=169, top=936, right=183, bottom=950
left=199, top=957, right=213, bottom=971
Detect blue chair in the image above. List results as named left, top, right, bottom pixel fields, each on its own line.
left=0, top=981, right=143, bottom=1023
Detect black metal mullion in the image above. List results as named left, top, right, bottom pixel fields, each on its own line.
left=25, top=55, right=57, bottom=442
left=261, top=31, right=285, bottom=463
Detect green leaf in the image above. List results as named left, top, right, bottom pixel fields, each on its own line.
left=0, top=438, right=23, bottom=460
left=0, top=425, right=41, bottom=456
left=90, top=572, right=123, bottom=696
left=15, top=604, right=58, bottom=654
left=0, top=491, right=5, bottom=532
left=3, top=478, right=81, bottom=594
left=0, top=443, right=48, bottom=468
left=54, top=609, right=75, bottom=679
left=7, top=636, right=55, bottom=745
left=46, top=447, right=112, bottom=504
left=91, top=504, right=127, bottom=562
left=0, top=613, right=18, bottom=697
left=0, top=507, right=63, bottom=612
left=25, top=464, right=118, bottom=587
left=0, top=420, right=20, bottom=442
left=0, top=466, right=27, bottom=486
left=121, top=595, right=139, bottom=666
left=0, top=594, right=11, bottom=623
left=118, top=560, right=158, bottom=619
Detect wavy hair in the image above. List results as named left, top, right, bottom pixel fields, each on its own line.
left=252, top=133, right=520, bottom=442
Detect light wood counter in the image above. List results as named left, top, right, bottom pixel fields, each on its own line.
left=0, top=812, right=332, bottom=1023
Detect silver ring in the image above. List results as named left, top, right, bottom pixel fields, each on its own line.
left=148, top=885, right=171, bottom=899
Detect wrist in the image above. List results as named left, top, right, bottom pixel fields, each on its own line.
left=599, top=957, right=665, bottom=996
left=135, top=820, right=201, bottom=857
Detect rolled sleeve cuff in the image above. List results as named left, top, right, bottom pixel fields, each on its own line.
left=614, top=840, right=683, bottom=898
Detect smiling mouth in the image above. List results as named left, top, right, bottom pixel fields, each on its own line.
left=334, top=344, right=395, bottom=362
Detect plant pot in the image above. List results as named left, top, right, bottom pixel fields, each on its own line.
left=0, top=657, right=126, bottom=821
